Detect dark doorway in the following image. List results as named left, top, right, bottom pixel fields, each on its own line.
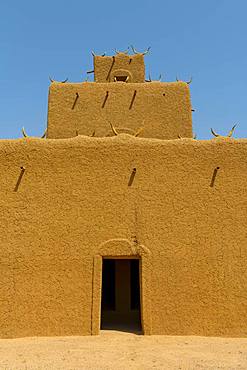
left=101, top=258, right=142, bottom=332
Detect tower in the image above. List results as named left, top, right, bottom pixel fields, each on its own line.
left=47, top=50, right=193, bottom=140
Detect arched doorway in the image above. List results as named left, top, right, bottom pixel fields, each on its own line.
left=91, top=239, right=152, bottom=335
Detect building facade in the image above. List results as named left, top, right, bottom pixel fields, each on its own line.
left=0, top=50, right=246, bottom=338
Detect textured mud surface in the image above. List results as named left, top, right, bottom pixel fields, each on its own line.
left=0, top=137, right=247, bottom=338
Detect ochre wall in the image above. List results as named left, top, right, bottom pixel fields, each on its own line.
left=47, top=82, right=192, bottom=140
left=93, top=53, right=145, bottom=83
left=0, top=136, right=246, bottom=338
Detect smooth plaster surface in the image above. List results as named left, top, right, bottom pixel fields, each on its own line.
left=0, top=135, right=246, bottom=338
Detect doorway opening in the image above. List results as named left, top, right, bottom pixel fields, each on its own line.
left=100, top=258, right=142, bottom=333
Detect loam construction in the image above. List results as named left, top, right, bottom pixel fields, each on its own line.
left=0, top=47, right=246, bottom=338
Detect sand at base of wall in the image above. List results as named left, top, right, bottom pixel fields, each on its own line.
left=0, top=331, right=246, bottom=370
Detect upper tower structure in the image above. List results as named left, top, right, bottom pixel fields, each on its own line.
left=93, top=51, right=145, bottom=83
left=47, top=49, right=193, bottom=140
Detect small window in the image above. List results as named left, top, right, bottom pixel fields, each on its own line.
left=114, top=75, right=129, bottom=82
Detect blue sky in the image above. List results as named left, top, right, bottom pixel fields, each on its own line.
left=0, top=0, right=246, bottom=139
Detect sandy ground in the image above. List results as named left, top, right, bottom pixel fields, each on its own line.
left=0, top=331, right=246, bottom=370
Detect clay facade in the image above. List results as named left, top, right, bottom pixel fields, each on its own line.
left=0, top=51, right=246, bottom=338
left=47, top=53, right=192, bottom=140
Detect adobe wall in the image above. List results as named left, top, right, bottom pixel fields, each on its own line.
left=93, top=53, right=145, bottom=82
left=47, top=82, right=192, bottom=139
left=0, top=136, right=246, bottom=338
